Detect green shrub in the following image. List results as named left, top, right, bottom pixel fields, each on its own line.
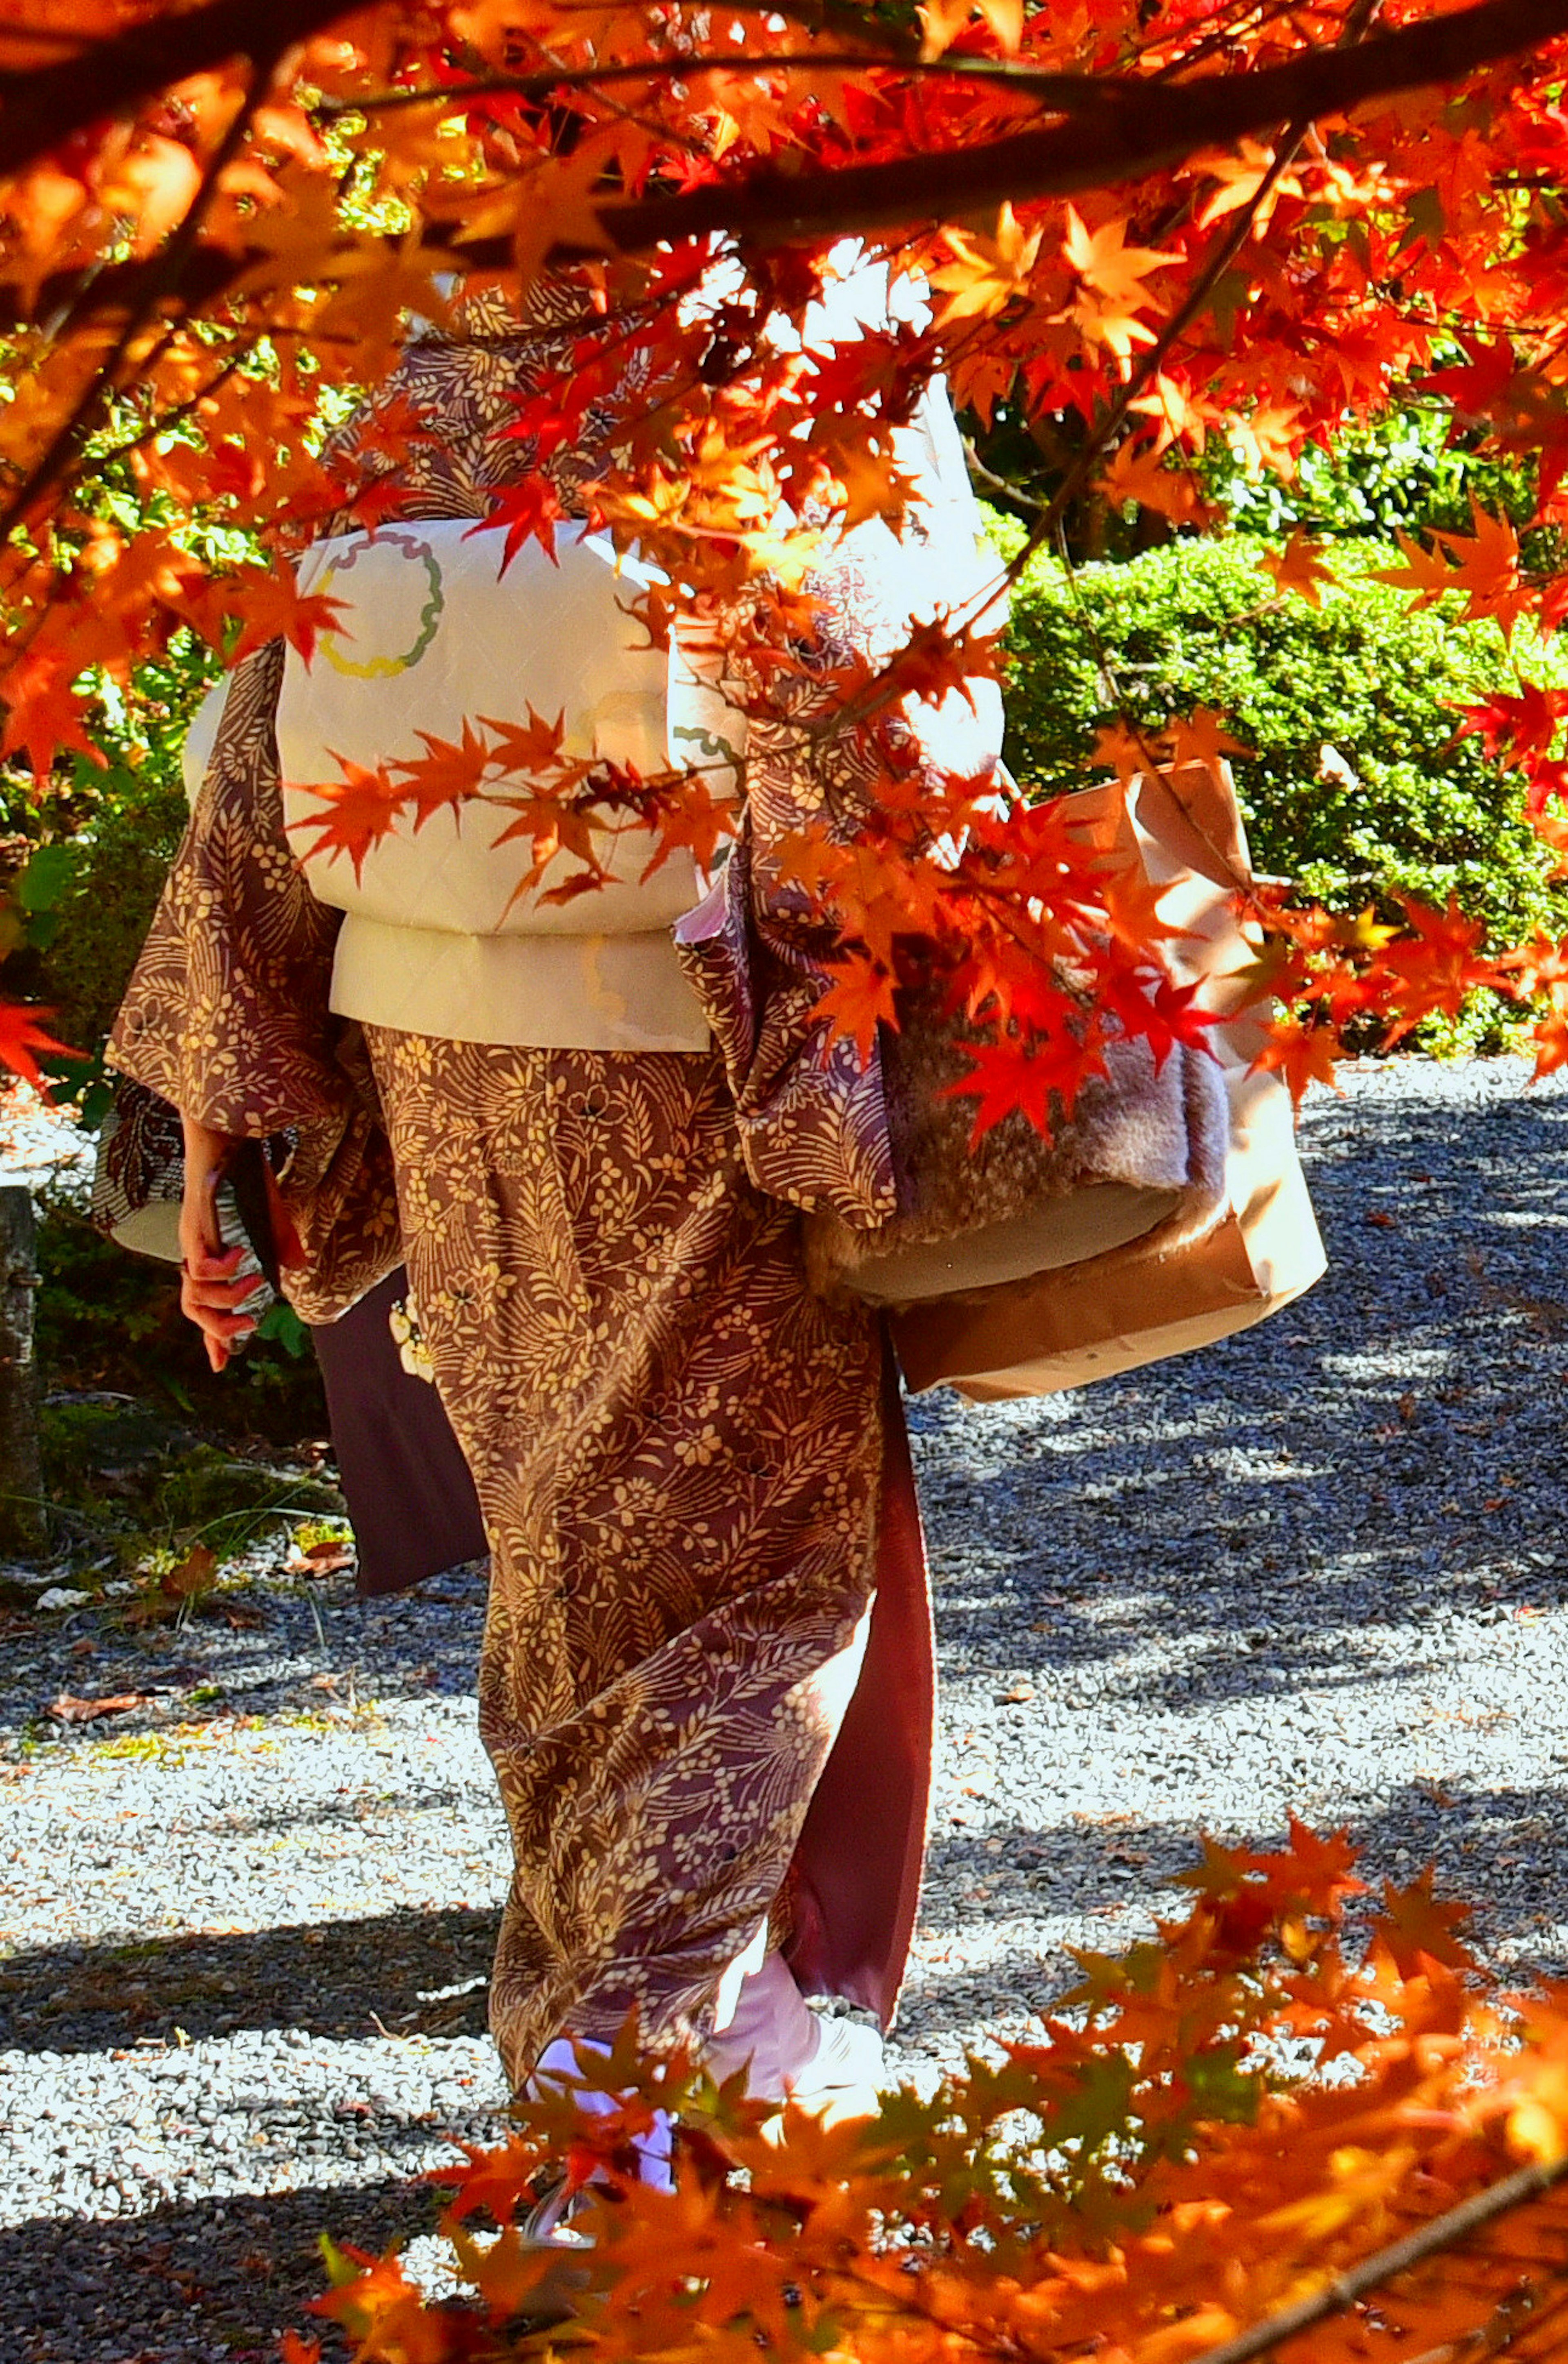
left=0, top=635, right=216, bottom=1069
left=996, top=526, right=1567, bottom=1050
left=36, top=1191, right=328, bottom=1449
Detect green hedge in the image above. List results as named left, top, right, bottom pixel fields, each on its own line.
left=995, top=526, right=1567, bottom=1050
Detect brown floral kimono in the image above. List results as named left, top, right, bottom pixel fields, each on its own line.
left=110, top=283, right=934, bottom=2090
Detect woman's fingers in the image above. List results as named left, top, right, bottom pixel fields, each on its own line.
left=180, top=1268, right=262, bottom=1373
left=183, top=1269, right=264, bottom=1313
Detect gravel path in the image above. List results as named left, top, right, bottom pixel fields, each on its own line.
left=5, top=1057, right=1568, bottom=2360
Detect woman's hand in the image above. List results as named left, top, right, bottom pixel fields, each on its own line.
left=178, top=1115, right=262, bottom=1372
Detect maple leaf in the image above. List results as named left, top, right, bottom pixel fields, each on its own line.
left=0, top=1000, right=75, bottom=1091
left=1162, top=709, right=1254, bottom=779
left=1376, top=894, right=1494, bottom=1044
left=942, top=1029, right=1100, bottom=1144
left=1062, top=207, right=1183, bottom=311
left=286, top=757, right=405, bottom=882
left=930, top=202, right=1043, bottom=326
left=1193, top=138, right=1303, bottom=235
left=481, top=705, right=572, bottom=778
left=226, top=566, right=350, bottom=668
left=1532, top=1003, right=1568, bottom=1079
left=816, top=956, right=898, bottom=1068
left=640, top=776, right=738, bottom=877
left=1374, top=1867, right=1476, bottom=1976
left=0, top=646, right=105, bottom=782
left=1063, top=206, right=1181, bottom=365
left=920, top=0, right=1023, bottom=58
left=465, top=476, right=564, bottom=575
left=1376, top=505, right=1528, bottom=641
left=1099, top=436, right=1210, bottom=526
left=1258, top=529, right=1336, bottom=609
left=388, top=720, right=494, bottom=831
left=437, top=2135, right=549, bottom=2228
left=1253, top=1014, right=1342, bottom=1104
left=1456, top=683, right=1568, bottom=765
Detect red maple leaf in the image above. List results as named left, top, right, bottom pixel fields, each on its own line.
left=0, top=1000, right=76, bottom=1091
left=1455, top=684, right=1568, bottom=765
left=942, top=1028, right=1097, bottom=1144
left=466, top=476, right=564, bottom=574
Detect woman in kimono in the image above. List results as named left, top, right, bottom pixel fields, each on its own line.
left=110, top=266, right=1001, bottom=2121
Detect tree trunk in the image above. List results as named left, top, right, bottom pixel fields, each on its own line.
left=0, top=1188, right=45, bottom=1558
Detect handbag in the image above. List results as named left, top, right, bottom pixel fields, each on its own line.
left=871, top=764, right=1327, bottom=1398
left=91, top=1077, right=281, bottom=1289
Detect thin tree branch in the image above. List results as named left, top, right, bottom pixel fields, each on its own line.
left=0, top=0, right=347, bottom=181
left=594, top=0, right=1568, bottom=247
left=1001, top=110, right=1322, bottom=582
left=0, top=65, right=274, bottom=542
left=1192, top=2152, right=1568, bottom=2364
left=316, top=52, right=1151, bottom=116
left=0, top=0, right=1562, bottom=340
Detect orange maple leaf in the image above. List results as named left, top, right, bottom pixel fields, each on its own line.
left=0, top=647, right=105, bottom=783
left=817, top=957, right=898, bottom=1068
left=481, top=704, right=572, bottom=778
left=640, top=776, right=737, bottom=877
left=930, top=201, right=1043, bottom=326
left=286, top=757, right=405, bottom=881
left=227, top=565, right=350, bottom=667
left=1374, top=505, right=1528, bottom=641
left=1253, top=1013, right=1342, bottom=1104
left=1099, top=436, right=1209, bottom=526
left=1258, top=529, right=1336, bottom=609
left=388, top=719, right=494, bottom=831
left=1374, top=1867, right=1476, bottom=1976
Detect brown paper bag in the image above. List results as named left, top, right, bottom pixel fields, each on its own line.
left=890, top=766, right=1327, bottom=1400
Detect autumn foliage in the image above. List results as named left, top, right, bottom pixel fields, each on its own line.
left=286, top=1825, right=1568, bottom=2364
left=7, top=0, right=1568, bottom=1115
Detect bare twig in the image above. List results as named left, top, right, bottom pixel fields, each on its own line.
left=1193, top=2152, right=1568, bottom=2364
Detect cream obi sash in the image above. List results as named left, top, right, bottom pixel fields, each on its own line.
left=273, top=520, right=741, bottom=1053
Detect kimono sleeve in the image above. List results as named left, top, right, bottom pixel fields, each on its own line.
left=108, top=638, right=401, bottom=1324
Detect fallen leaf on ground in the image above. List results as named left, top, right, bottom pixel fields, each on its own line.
left=47, top=1690, right=150, bottom=1724
left=163, top=1544, right=217, bottom=1598
left=288, top=1540, right=355, bottom=1576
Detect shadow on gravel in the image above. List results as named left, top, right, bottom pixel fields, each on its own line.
left=906, top=1779, right=1568, bottom=2021
left=4, top=2177, right=441, bottom=2364
left=908, top=1076, right=1568, bottom=1716
left=920, top=1818, right=1200, bottom=1920
left=0, top=1903, right=501, bottom=2055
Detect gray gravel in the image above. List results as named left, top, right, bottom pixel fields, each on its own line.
left=5, top=1055, right=1568, bottom=2359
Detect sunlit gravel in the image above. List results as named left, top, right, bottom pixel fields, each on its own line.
left=5, top=1056, right=1568, bottom=2359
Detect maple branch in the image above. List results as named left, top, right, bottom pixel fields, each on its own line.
left=595, top=0, right=1568, bottom=245
left=321, top=52, right=1145, bottom=115
left=0, top=0, right=350, bottom=181
left=1192, top=2152, right=1568, bottom=2364
left=0, top=62, right=274, bottom=543
left=0, top=0, right=922, bottom=182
